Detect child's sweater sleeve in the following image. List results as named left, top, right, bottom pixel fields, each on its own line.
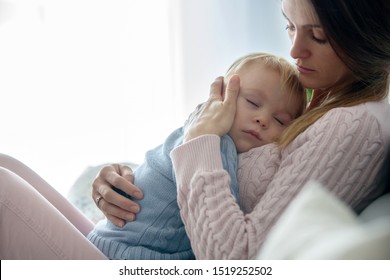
left=170, top=107, right=386, bottom=259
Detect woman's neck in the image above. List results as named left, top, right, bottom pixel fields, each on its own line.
left=308, top=89, right=329, bottom=110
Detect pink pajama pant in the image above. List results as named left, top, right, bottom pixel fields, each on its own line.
left=0, top=153, right=107, bottom=259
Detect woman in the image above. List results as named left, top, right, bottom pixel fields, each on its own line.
left=93, top=0, right=390, bottom=259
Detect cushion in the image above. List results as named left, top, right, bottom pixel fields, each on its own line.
left=257, top=181, right=390, bottom=259
left=359, top=192, right=390, bottom=222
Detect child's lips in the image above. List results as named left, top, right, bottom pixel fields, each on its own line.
left=244, top=130, right=261, bottom=141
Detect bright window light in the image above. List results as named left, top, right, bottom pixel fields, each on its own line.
left=0, top=0, right=182, bottom=195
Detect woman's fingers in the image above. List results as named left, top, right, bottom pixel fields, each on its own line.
left=94, top=183, right=140, bottom=223
left=99, top=196, right=137, bottom=227
left=224, top=75, right=240, bottom=106
left=104, top=165, right=143, bottom=200
left=209, top=76, right=225, bottom=100
left=100, top=185, right=140, bottom=213
left=105, top=214, right=127, bottom=228
left=92, top=164, right=143, bottom=223
left=209, top=75, right=240, bottom=104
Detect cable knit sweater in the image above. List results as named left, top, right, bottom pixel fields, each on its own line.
left=170, top=101, right=390, bottom=260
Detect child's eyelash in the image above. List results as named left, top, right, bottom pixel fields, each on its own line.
left=274, top=117, right=285, bottom=126
left=246, top=99, right=258, bottom=107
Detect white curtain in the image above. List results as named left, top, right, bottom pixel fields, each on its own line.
left=0, top=0, right=289, bottom=195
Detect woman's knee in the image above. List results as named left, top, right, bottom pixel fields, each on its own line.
left=0, top=166, right=17, bottom=183
left=0, top=153, right=19, bottom=169
left=0, top=167, right=28, bottom=196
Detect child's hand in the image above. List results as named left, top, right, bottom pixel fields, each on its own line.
left=184, top=75, right=240, bottom=142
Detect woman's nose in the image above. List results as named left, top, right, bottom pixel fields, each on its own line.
left=290, top=32, right=310, bottom=60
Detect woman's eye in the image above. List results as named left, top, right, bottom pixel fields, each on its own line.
left=285, top=24, right=295, bottom=31
left=312, top=36, right=327, bottom=44
left=312, top=30, right=328, bottom=44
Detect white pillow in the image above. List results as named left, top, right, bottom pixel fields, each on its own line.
left=257, top=181, right=390, bottom=259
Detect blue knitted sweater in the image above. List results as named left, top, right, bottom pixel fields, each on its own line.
left=87, top=127, right=239, bottom=259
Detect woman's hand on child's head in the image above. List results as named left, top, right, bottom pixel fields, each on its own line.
left=92, top=164, right=143, bottom=227
left=184, top=75, right=240, bottom=142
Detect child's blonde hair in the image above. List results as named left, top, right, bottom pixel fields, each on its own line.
left=225, top=52, right=307, bottom=120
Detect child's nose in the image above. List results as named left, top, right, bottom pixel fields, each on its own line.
left=256, top=114, right=269, bottom=128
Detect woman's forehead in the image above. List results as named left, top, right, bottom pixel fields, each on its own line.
left=282, top=0, right=320, bottom=26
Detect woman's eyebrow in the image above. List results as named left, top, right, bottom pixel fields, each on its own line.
left=281, top=10, right=322, bottom=29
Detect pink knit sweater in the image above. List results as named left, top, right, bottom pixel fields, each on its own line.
left=171, top=101, right=390, bottom=260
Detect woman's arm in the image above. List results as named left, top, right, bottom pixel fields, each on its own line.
left=171, top=107, right=386, bottom=259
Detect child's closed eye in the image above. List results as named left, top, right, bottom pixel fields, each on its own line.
left=246, top=99, right=259, bottom=107
left=274, top=117, right=286, bottom=126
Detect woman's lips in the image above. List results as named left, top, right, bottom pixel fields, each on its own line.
left=297, top=64, right=315, bottom=74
